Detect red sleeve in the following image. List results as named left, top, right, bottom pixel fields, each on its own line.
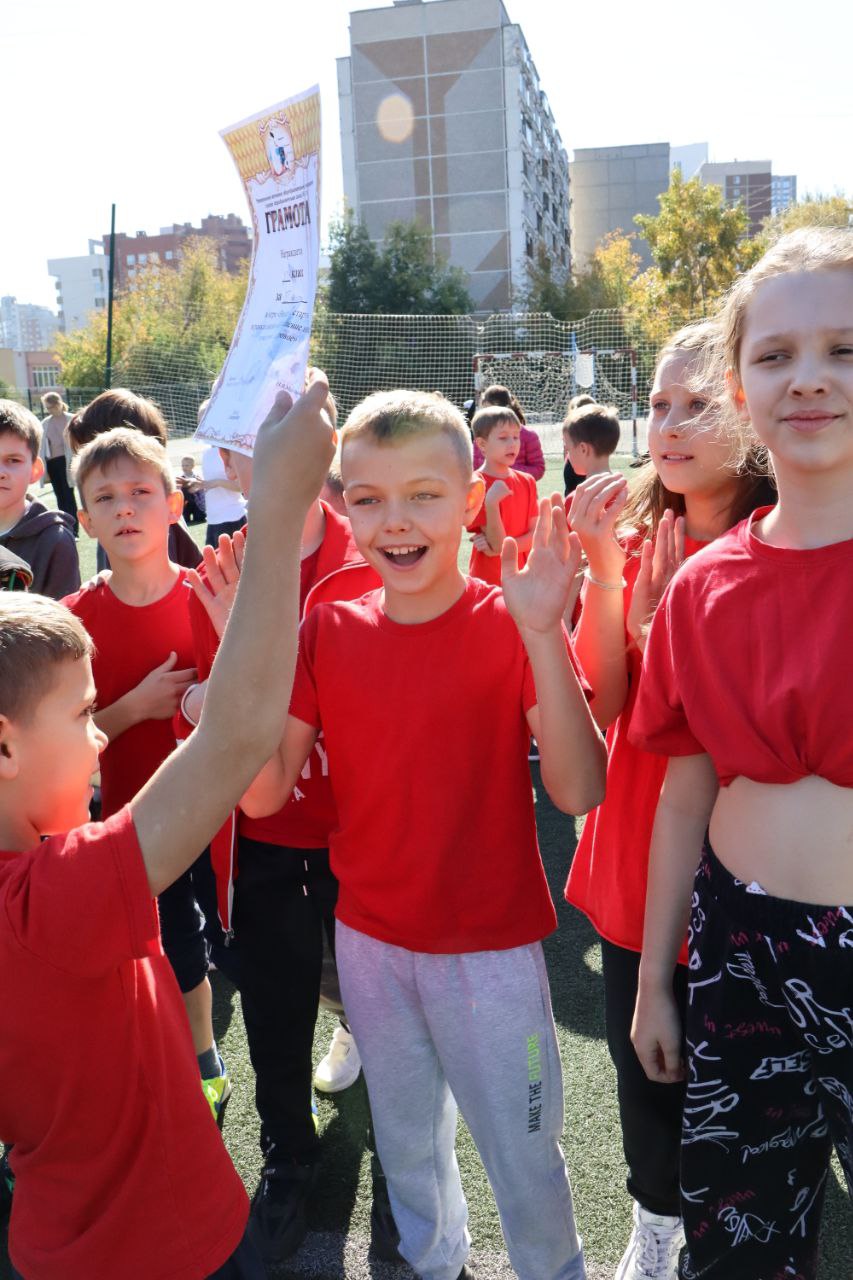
left=288, top=610, right=322, bottom=730
left=629, top=583, right=705, bottom=756
left=526, top=472, right=539, bottom=525
left=3, top=808, right=160, bottom=977
left=516, top=426, right=545, bottom=480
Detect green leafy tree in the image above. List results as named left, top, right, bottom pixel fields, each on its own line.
left=55, top=239, right=247, bottom=390
left=760, top=193, right=852, bottom=242
left=521, top=232, right=642, bottom=320
left=324, top=212, right=472, bottom=315
left=632, top=170, right=760, bottom=327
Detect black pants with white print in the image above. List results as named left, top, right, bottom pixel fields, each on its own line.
left=678, top=842, right=853, bottom=1280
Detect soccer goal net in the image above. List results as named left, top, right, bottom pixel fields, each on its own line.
left=472, top=345, right=640, bottom=456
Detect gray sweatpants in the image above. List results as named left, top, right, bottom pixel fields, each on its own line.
left=336, top=923, right=586, bottom=1280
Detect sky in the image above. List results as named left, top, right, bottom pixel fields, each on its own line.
left=3, top=0, right=851, bottom=310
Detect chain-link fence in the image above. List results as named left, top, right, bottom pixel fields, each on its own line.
left=4, top=309, right=666, bottom=455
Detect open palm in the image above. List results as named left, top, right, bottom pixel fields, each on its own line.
left=502, top=496, right=582, bottom=634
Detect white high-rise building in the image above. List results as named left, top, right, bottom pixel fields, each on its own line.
left=47, top=240, right=109, bottom=333
left=337, top=0, right=570, bottom=310
left=0, top=296, right=60, bottom=352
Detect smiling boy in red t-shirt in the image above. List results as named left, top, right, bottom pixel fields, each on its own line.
left=0, top=381, right=335, bottom=1280
left=237, top=390, right=606, bottom=1280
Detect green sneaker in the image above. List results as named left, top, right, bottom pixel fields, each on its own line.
left=202, top=1064, right=232, bottom=1130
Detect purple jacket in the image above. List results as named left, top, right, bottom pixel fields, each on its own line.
left=472, top=424, right=545, bottom=480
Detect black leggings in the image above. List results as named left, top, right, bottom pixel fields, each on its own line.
left=601, top=937, right=688, bottom=1217
left=45, top=454, right=77, bottom=530
left=678, top=842, right=853, bottom=1280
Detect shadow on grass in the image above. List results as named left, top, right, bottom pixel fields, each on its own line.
left=532, top=764, right=607, bottom=1045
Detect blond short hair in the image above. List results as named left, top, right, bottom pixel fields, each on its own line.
left=73, top=427, right=175, bottom=509
left=340, top=390, right=473, bottom=479
left=0, top=595, right=92, bottom=724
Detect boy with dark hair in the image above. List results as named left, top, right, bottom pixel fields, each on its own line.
left=0, top=400, right=79, bottom=599
left=63, top=427, right=227, bottom=1119
left=562, top=403, right=620, bottom=481
left=0, top=379, right=335, bottom=1280
left=236, top=388, right=607, bottom=1280
left=468, top=405, right=539, bottom=587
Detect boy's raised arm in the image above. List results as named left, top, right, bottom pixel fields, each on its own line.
left=503, top=497, right=607, bottom=816
left=131, top=376, right=335, bottom=896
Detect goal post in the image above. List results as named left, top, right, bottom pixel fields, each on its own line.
left=473, top=345, right=640, bottom=456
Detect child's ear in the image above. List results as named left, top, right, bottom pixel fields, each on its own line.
left=0, top=715, right=20, bottom=778
left=167, top=489, right=184, bottom=524
left=30, top=456, right=45, bottom=484
left=464, top=473, right=486, bottom=527
left=726, top=369, right=749, bottom=420
left=77, top=507, right=95, bottom=540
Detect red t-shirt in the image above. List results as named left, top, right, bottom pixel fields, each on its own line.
left=63, top=573, right=194, bottom=817
left=631, top=509, right=853, bottom=787
left=0, top=809, right=247, bottom=1280
left=289, top=576, right=588, bottom=954
left=468, top=469, right=539, bottom=586
left=565, top=534, right=708, bottom=960
left=184, top=505, right=378, bottom=851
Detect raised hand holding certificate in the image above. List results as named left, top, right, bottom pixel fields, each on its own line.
left=196, top=86, right=321, bottom=455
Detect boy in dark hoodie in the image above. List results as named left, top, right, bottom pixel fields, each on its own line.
left=0, top=401, right=79, bottom=599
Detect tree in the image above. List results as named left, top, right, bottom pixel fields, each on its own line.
left=521, top=232, right=642, bottom=321
left=760, top=193, right=852, bottom=241
left=632, top=170, right=761, bottom=326
left=324, top=211, right=472, bottom=315
left=55, top=239, right=247, bottom=390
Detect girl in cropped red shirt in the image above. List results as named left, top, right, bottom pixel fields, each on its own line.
left=630, top=229, right=853, bottom=1280
left=565, top=321, right=774, bottom=1279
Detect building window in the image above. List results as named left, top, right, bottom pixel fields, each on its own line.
left=31, top=366, right=57, bottom=389
left=525, top=234, right=534, bottom=259
left=128, top=268, right=136, bottom=279
left=165, top=250, right=174, bottom=260
left=127, top=254, right=136, bottom=266
left=536, top=212, right=543, bottom=233
left=95, top=298, right=105, bottom=308
left=138, top=254, right=147, bottom=265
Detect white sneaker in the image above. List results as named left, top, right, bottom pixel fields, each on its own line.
left=614, top=1201, right=685, bottom=1279
left=313, top=1024, right=362, bottom=1093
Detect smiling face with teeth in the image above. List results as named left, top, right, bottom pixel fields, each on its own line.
left=647, top=350, right=737, bottom=503
left=342, top=429, right=485, bottom=624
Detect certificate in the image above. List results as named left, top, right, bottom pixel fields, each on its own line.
left=196, top=86, right=321, bottom=455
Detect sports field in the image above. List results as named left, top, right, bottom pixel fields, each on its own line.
left=2, top=459, right=850, bottom=1279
